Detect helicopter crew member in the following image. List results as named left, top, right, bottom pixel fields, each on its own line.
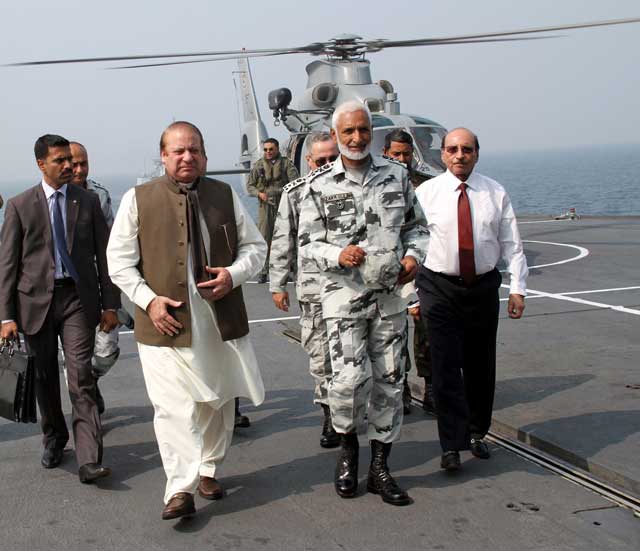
left=298, top=101, right=429, bottom=506
left=107, top=121, right=267, bottom=520
left=414, top=127, right=527, bottom=471
left=382, top=130, right=436, bottom=415
left=269, top=132, right=340, bottom=449
left=68, top=141, right=133, bottom=416
left=246, top=138, right=299, bottom=283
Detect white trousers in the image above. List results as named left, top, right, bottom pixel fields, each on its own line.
left=139, top=345, right=235, bottom=503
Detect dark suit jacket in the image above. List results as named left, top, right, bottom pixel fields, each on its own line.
left=0, top=182, right=120, bottom=335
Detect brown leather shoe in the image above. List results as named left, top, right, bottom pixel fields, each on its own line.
left=198, top=476, right=224, bottom=500
left=162, top=493, right=195, bottom=520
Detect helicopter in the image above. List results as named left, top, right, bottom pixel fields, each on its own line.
left=6, top=17, right=640, bottom=182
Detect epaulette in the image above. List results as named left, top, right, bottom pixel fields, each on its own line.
left=306, top=161, right=334, bottom=183
left=91, top=181, right=108, bottom=191
left=381, top=155, right=408, bottom=169
left=283, top=176, right=307, bottom=193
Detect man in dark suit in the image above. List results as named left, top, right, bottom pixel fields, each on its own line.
left=0, top=134, right=120, bottom=483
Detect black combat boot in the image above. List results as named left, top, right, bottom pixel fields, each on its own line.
left=335, top=432, right=359, bottom=498
left=367, top=440, right=411, bottom=506
left=320, top=404, right=340, bottom=448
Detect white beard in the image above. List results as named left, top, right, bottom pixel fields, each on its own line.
left=337, top=140, right=371, bottom=161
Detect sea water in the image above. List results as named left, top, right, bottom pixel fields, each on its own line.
left=1, top=144, right=638, bottom=226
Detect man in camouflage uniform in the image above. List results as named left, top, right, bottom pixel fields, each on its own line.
left=382, top=130, right=436, bottom=415
left=70, top=142, right=131, bottom=414
left=246, top=138, right=299, bottom=283
left=269, top=132, right=339, bottom=448
left=298, top=102, right=428, bottom=506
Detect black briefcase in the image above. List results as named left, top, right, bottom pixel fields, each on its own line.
left=0, top=338, right=37, bottom=423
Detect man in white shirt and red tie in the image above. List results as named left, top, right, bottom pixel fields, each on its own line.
left=414, top=127, right=528, bottom=471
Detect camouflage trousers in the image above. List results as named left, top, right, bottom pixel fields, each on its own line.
left=326, top=311, right=407, bottom=443
left=299, top=300, right=332, bottom=405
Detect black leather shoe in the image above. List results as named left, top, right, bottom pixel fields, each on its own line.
left=96, top=381, right=105, bottom=415
left=470, top=438, right=491, bottom=459
left=440, top=451, right=461, bottom=471
left=320, top=404, right=340, bottom=448
left=41, top=447, right=64, bottom=469
left=78, top=463, right=112, bottom=484
left=367, top=440, right=411, bottom=506
left=162, top=493, right=195, bottom=520
left=335, top=433, right=359, bottom=498
left=402, top=379, right=412, bottom=415
left=234, top=397, right=251, bottom=428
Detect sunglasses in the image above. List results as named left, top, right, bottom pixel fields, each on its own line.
left=263, top=147, right=276, bottom=152
left=443, top=145, right=475, bottom=155
left=313, top=155, right=337, bottom=166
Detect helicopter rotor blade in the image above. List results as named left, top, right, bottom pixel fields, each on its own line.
left=372, top=16, right=640, bottom=49
left=3, top=45, right=318, bottom=67
left=109, top=51, right=302, bottom=70
left=364, top=35, right=559, bottom=51
left=111, top=36, right=557, bottom=69
left=4, top=16, right=638, bottom=68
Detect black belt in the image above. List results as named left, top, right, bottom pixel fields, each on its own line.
left=429, top=268, right=496, bottom=287
left=54, top=277, right=75, bottom=288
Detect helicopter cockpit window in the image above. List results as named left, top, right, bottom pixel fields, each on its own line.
left=410, top=126, right=446, bottom=173
left=371, top=127, right=393, bottom=157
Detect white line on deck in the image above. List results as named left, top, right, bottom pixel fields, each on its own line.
left=501, top=284, right=640, bottom=316
left=118, top=314, right=300, bottom=335
left=524, top=240, right=590, bottom=269
left=499, top=285, right=640, bottom=302
left=248, top=315, right=299, bottom=324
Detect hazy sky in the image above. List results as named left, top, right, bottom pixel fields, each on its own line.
left=1, top=0, right=639, bottom=184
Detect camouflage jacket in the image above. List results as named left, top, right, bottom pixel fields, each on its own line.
left=298, top=155, right=429, bottom=319
left=85, top=179, right=114, bottom=228
left=246, top=156, right=299, bottom=206
left=268, top=173, right=322, bottom=302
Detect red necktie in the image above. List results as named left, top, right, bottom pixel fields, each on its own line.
left=457, top=183, right=476, bottom=285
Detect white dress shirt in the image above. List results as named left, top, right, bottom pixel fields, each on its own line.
left=415, top=169, right=528, bottom=296
left=41, top=180, right=69, bottom=279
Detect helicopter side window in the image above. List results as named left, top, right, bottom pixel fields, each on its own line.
left=410, top=126, right=446, bottom=173
left=371, top=127, right=395, bottom=156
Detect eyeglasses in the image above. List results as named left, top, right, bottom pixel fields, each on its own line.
left=263, top=147, right=276, bottom=152
left=443, top=145, right=475, bottom=155
left=313, top=155, right=337, bottom=166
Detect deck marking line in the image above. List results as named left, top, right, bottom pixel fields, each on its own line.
left=118, top=314, right=300, bottom=335
left=560, top=285, right=640, bottom=296
left=502, top=284, right=640, bottom=316
left=524, top=240, right=590, bottom=269
left=500, top=286, right=640, bottom=302
left=499, top=286, right=640, bottom=302
left=248, top=315, right=299, bottom=324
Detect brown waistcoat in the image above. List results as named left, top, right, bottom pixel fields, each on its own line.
left=134, top=176, right=249, bottom=347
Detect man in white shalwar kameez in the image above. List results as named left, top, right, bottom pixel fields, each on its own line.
left=107, top=121, right=266, bottom=520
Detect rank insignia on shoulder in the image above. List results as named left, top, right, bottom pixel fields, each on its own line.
left=283, top=176, right=307, bottom=193
left=382, top=155, right=408, bottom=168
left=307, top=161, right=334, bottom=182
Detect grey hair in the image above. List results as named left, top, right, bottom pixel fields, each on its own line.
left=307, top=131, right=333, bottom=147
left=331, top=100, right=372, bottom=129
